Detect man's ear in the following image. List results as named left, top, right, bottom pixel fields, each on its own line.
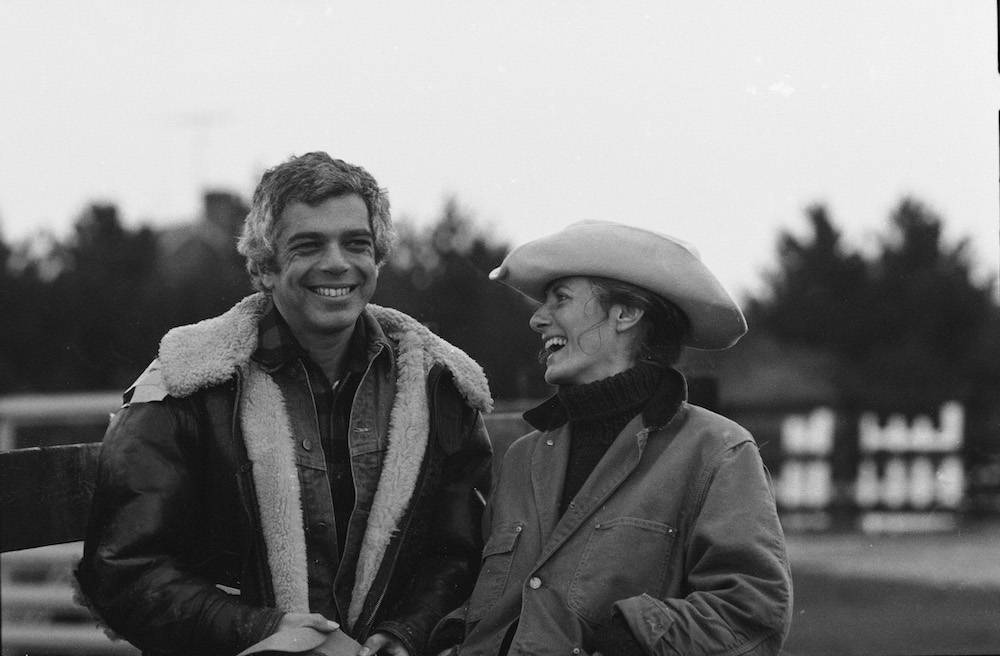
left=257, top=265, right=276, bottom=293
left=610, top=304, right=645, bottom=334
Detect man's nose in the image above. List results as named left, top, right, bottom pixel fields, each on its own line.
left=318, top=245, right=350, bottom=272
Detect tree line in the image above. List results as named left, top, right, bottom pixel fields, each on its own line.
left=2, top=193, right=997, bottom=418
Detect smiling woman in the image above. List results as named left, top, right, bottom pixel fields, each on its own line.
left=432, top=220, right=792, bottom=656
left=530, top=276, right=692, bottom=387
left=529, top=276, right=636, bottom=386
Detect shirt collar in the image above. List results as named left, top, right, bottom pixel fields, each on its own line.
left=252, top=298, right=388, bottom=374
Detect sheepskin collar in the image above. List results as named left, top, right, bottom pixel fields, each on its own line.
left=157, top=293, right=492, bottom=413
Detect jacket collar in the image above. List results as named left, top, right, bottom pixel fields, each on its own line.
left=156, top=292, right=492, bottom=412
left=523, top=366, right=688, bottom=432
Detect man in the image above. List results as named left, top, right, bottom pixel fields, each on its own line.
left=75, top=152, right=494, bottom=656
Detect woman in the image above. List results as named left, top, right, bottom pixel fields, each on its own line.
left=436, top=221, right=792, bottom=656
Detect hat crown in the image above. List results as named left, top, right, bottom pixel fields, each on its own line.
left=565, top=220, right=702, bottom=260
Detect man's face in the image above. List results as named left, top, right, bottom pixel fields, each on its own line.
left=261, top=194, right=378, bottom=342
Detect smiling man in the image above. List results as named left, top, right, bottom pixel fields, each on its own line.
left=75, top=152, right=494, bottom=656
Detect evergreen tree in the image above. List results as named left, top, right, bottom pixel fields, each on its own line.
left=0, top=233, right=48, bottom=392
left=750, top=203, right=869, bottom=355
left=48, top=204, right=161, bottom=389
left=751, top=197, right=999, bottom=413
left=851, top=198, right=997, bottom=409
left=375, top=199, right=547, bottom=400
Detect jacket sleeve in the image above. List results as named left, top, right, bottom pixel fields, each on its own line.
left=612, top=441, right=793, bottom=656
left=74, top=398, right=285, bottom=656
left=375, top=390, right=493, bottom=655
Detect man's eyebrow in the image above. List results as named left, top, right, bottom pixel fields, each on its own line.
left=285, top=229, right=373, bottom=243
left=341, top=229, right=374, bottom=239
left=285, top=231, right=325, bottom=244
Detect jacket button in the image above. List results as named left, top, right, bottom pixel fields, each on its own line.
left=545, top=439, right=554, bottom=446
left=572, top=649, right=581, bottom=655
left=515, top=525, right=523, bottom=532
left=302, top=439, right=312, bottom=451
left=528, top=577, right=541, bottom=589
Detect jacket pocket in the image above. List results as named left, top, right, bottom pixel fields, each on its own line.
left=568, top=517, right=677, bottom=624
left=465, top=521, right=523, bottom=622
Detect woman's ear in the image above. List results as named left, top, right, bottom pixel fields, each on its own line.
left=610, top=304, right=645, bottom=334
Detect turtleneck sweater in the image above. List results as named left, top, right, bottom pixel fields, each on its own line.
left=557, top=361, right=664, bottom=516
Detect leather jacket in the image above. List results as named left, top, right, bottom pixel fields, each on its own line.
left=75, top=295, right=493, bottom=656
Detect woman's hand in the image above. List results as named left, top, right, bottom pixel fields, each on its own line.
left=358, top=632, right=409, bottom=656
left=278, top=612, right=340, bottom=633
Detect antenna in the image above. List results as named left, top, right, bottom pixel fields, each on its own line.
left=171, top=111, right=230, bottom=212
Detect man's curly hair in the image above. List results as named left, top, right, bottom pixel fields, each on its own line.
left=237, top=152, right=395, bottom=291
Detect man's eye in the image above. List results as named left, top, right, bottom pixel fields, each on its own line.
left=346, top=239, right=374, bottom=252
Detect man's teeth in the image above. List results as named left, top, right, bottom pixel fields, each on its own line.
left=313, top=286, right=352, bottom=298
left=544, top=336, right=567, bottom=352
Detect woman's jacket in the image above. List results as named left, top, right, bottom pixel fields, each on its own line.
left=455, top=389, right=792, bottom=656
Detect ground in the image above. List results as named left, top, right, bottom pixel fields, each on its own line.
left=782, top=519, right=1000, bottom=655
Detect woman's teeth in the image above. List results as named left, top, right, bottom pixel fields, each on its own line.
left=544, top=336, right=567, bottom=353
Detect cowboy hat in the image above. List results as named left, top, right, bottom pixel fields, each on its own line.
left=488, top=220, right=746, bottom=350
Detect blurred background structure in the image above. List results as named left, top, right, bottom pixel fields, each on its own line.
left=2, top=1, right=998, bottom=654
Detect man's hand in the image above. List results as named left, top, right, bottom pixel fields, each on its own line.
left=278, top=612, right=340, bottom=633
left=357, top=632, right=410, bottom=656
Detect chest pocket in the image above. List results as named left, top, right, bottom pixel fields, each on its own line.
left=465, top=521, right=523, bottom=622
left=568, top=517, right=677, bottom=624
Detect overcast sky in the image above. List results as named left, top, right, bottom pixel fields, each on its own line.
left=1, top=1, right=997, bottom=298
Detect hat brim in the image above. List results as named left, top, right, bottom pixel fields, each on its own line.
left=489, top=221, right=747, bottom=350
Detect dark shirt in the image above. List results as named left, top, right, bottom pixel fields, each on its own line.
left=255, top=303, right=369, bottom=557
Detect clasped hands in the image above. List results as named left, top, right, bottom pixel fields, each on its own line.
left=280, top=612, right=409, bottom=656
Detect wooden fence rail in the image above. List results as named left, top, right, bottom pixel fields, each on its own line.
left=0, top=412, right=532, bottom=554
left=0, top=412, right=533, bottom=654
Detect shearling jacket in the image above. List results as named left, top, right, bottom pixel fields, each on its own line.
left=454, top=392, right=791, bottom=656
left=75, top=294, right=493, bottom=656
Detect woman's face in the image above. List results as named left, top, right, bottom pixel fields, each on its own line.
left=529, top=276, right=634, bottom=386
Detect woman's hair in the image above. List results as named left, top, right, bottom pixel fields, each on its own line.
left=237, top=152, right=395, bottom=291
left=588, top=276, right=691, bottom=366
